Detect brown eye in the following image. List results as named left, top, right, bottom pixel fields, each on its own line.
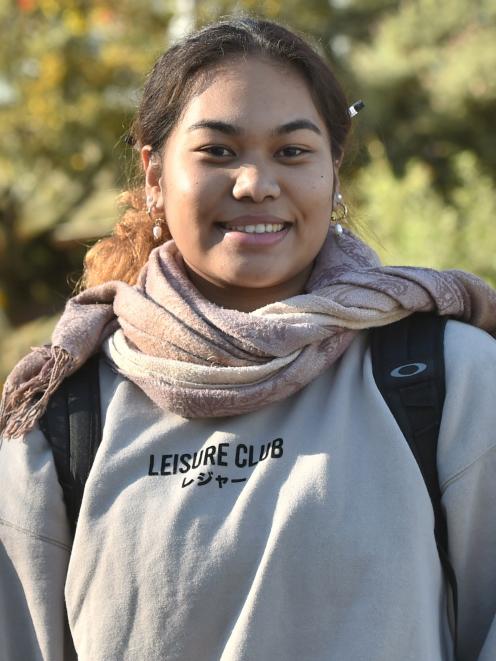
left=277, top=146, right=309, bottom=158
left=200, top=146, right=234, bottom=157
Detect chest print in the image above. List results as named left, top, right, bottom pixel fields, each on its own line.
left=147, top=438, right=284, bottom=489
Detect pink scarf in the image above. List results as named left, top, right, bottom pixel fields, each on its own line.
left=2, top=229, right=496, bottom=438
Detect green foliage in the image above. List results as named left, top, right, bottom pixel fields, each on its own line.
left=340, top=0, right=495, bottom=285
left=351, top=147, right=496, bottom=286
left=0, top=0, right=173, bottom=329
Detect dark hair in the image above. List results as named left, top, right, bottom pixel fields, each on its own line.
left=133, top=17, right=350, bottom=161
left=83, top=17, right=351, bottom=288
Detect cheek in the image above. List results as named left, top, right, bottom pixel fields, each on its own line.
left=289, top=162, right=333, bottom=203
left=292, top=174, right=334, bottom=223
left=163, top=168, right=227, bottom=226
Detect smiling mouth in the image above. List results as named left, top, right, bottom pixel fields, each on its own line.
left=218, top=222, right=289, bottom=234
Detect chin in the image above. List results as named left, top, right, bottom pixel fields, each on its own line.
left=219, top=271, right=290, bottom=290
left=218, top=259, right=294, bottom=286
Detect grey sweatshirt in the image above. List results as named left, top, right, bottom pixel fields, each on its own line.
left=1, top=320, right=496, bottom=661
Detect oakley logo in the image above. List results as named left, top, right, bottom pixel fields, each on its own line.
left=390, top=362, right=427, bottom=378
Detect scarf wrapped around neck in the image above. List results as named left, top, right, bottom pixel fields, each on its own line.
left=2, top=228, right=496, bottom=438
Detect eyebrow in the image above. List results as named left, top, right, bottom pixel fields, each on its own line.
left=186, top=119, right=322, bottom=136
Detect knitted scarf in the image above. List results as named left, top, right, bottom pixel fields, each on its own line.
left=2, top=229, right=496, bottom=438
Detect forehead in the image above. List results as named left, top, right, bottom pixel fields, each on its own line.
left=176, top=56, right=326, bottom=134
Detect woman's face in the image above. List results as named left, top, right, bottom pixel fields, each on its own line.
left=144, top=56, right=337, bottom=310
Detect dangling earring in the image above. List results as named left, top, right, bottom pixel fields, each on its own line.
left=146, top=198, right=166, bottom=242
left=330, top=191, right=348, bottom=235
left=152, top=221, right=164, bottom=241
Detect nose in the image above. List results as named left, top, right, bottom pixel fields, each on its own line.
left=232, top=163, right=281, bottom=202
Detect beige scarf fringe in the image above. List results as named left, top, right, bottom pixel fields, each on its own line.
left=0, top=347, right=75, bottom=439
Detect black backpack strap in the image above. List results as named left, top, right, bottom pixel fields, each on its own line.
left=370, top=313, right=458, bottom=647
left=39, top=353, right=102, bottom=537
left=38, top=353, right=102, bottom=660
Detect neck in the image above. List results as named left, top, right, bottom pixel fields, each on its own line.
left=183, top=263, right=313, bottom=312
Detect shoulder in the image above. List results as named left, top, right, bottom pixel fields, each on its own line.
left=438, top=320, right=496, bottom=486
left=444, top=319, right=496, bottom=376
left=0, top=424, right=71, bottom=549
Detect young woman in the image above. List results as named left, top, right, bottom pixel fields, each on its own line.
left=1, top=17, right=496, bottom=661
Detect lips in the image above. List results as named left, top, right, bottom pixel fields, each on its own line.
left=218, top=214, right=291, bottom=230
left=220, top=222, right=286, bottom=234
left=217, top=221, right=291, bottom=246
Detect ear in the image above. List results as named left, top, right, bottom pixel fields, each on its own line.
left=141, top=145, right=165, bottom=211
left=331, top=157, right=342, bottom=203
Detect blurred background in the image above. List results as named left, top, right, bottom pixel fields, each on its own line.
left=1, top=0, right=495, bottom=386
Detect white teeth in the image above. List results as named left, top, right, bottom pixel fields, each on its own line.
left=223, top=223, right=285, bottom=234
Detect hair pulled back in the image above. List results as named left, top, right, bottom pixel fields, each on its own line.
left=83, top=16, right=351, bottom=288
